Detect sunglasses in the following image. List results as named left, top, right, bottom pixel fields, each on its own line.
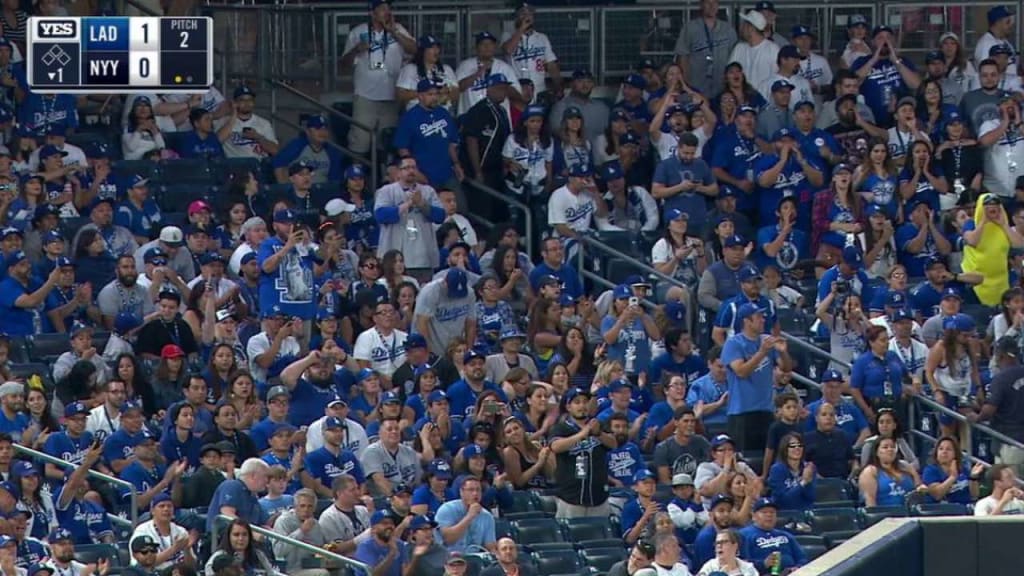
left=362, top=263, right=378, bottom=269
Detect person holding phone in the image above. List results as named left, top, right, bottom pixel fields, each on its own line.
left=600, top=284, right=659, bottom=379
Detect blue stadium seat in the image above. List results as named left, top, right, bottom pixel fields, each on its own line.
left=507, top=489, right=539, bottom=513
left=504, top=511, right=550, bottom=521
left=795, top=534, right=829, bottom=559
left=74, top=543, right=121, bottom=566
left=29, top=333, right=70, bottom=363
left=494, top=517, right=514, bottom=540
left=462, top=552, right=493, bottom=576
left=156, top=158, right=214, bottom=186
left=807, top=507, right=861, bottom=543
left=911, top=503, right=969, bottom=517
left=5, top=337, right=30, bottom=364
left=209, top=157, right=262, bottom=182
left=574, top=538, right=623, bottom=550
left=91, top=330, right=111, bottom=353
left=858, top=505, right=907, bottom=528
left=513, top=518, right=565, bottom=545
left=579, top=546, right=626, bottom=572
left=154, top=184, right=214, bottom=212
left=814, top=478, right=855, bottom=507
left=530, top=549, right=581, bottom=575
left=113, top=159, right=161, bottom=180
left=559, top=516, right=614, bottom=542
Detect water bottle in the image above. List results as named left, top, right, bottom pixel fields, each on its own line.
left=625, top=343, right=637, bottom=374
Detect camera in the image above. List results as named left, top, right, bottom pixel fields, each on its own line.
left=835, top=280, right=851, bottom=295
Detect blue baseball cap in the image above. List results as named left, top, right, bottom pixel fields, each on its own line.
left=414, top=363, right=436, bottom=378
left=567, top=164, right=593, bottom=178
left=446, top=267, right=469, bottom=298
left=623, top=73, right=646, bottom=89
left=271, top=422, right=297, bottom=436
left=486, top=73, right=511, bottom=88
left=633, top=469, right=656, bottom=484
left=417, top=34, right=441, bottom=49
left=988, top=5, right=1012, bottom=24
left=711, top=434, right=735, bottom=448
left=564, top=387, right=591, bottom=404
left=11, top=460, right=39, bottom=477
left=848, top=14, right=869, bottom=28
left=892, top=308, right=913, bottom=323
left=404, top=334, right=428, bottom=350
left=753, top=497, right=778, bottom=512
left=356, top=368, right=377, bottom=383
left=665, top=103, right=687, bottom=118
left=666, top=207, right=688, bottom=221
left=710, top=493, right=734, bottom=509
left=144, top=247, right=168, bottom=265
left=38, top=145, right=67, bottom=160
left=842, top=245, right=864, bottom=267
left=735, top=303, right=765, bottom=322
left=872, top=25, right=895, bottom=37
left=324, top=416, right=345, bottom=430
left=791, top=25, right=815, bottom=39
left=122, top=400, right=144, bottom=413
left=288, top=160, right=314, bottom=176
left=233, top=85, right=256, bottom=99
left=273, top=208, right=295, bottom=223
left=990, top=44, right=1014, bottom=57
left=864, top=203, right=886, bottom=217
left=408, top=515, right=437, bottom=531
left=499, top=327, right=526, bottom=341
left=613, top=284, right=632, bottom=300
left=416, top=78, right=441, bottom=93
left=0, top=226, right=22, bottom=239
left=345, top=164, right=366, bottom=180
left=28, top=564, right=54, bottom=576
left=723, top=234, right=746, bottom=248
left=306, top=114, right=328, bottom=129
left=475, top=31, right=497, bottom=44
left=738, top=265, right=762, bottom=283
left=87, top=142, right=110, bottom=158
left=571, top=69, right=593, bottom=80
left=821, top=369, right=844, bottom=384
left=521, top=104, right=546, bottom=121
left=778, top=45, right=800, bottom=60
left=4, top=251, right=24, bottom=267
left=665, top=301, right=687, bottom=325
left=370, top=509, right=398, bottom=526
left=427, top=390, right=448, bottom=404
left=609, top=378, right=632, bottom=393
left=381, top=391, right=402, bottom=405
left=49, top=527, right=74, bottom=542
left=150, top=493, right=173, bottom=509
left=943, top=313, right=976, bottom=332
left=64, top=401, right=89, bottom=418
left=771, top=79, right=795, bottom=93
left=428, top=458, right=452, bottom=479
left=602, top=160, right=624, bottom=181
left=129, top=174, right=149, bottom=188
left=941, top=286, right=963, bottom=301
left=619, top=131, right=639, bottom=147
left=463, top=444, right=485, bottom=459
left=925, top=50, right=944, bottom=64
left=772, top=127, right=795, bottom=142
left=42, top=230, right=63, bottom=245
left=463, top=348, right=486, bottom=364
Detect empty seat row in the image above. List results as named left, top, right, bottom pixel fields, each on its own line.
left=495, top=516, right=620, bottom=547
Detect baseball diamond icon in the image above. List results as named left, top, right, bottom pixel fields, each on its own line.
left=41, top=44, right=72, bottom=67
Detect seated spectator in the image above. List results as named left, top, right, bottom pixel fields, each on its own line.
left=738, top=498, right=806, bottom=575
left=858, top=436, right=924, bottom=507
left=859, top=408, right=919, bottom=471
left=115, top=176, right=162, bottom=246
left=52, top=323, right=109, bottom=384
left=129, top=493, right=195, bottom=570
left=122, top=96, right=170, bottom=160
left=921, top=435, right=983, bottom=504
left=762, top=393, right=801, bottom=474
left=55, top=442, right=115, bottom=544
left=696, top=528, right=758, bottom=576
left=974, top=464, right=1024, bottom=516
left=434, top=475, right=497, bottom=552
left=204, top=518, right=278, bottom=576
left=803, top=402, right=855, bottom=480
left=273, top=114, right=343, bottom=184
left=217, top=85, right=279, bottom=159
left=43, top=257, right=94, bottom=334
left=695, top=434, right=756, bottom=500
left=767, top=432, right=816, bottom=511
left=178, top=107, right=225, bottom=159
left=805, top=371, right=870, bottom=446
left=0, top=250, right=59, bottom=336
left=271, top=488, right=329, bottom=576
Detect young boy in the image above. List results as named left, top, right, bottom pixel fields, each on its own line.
left=258, top=465, right=294, bottom=517
left=762, top=392, right=802, bottom=477
left=181, top=443, right=227, bottom=509
left=666, top=473, right=706, bottom=544
left=261, top=423, right=303, bottom=495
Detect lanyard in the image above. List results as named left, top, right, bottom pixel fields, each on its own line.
left=164, top=320, right=181, bottom=345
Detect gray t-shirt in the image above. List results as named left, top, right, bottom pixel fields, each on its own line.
left=133, top=239, right=196, bottom=283
left=97, top=279, right=151, bottom=320
left=407, top=543, right=450, bottom=576
left=960, top=88, right=1003, bottom=136
left=414, top=278, right=477, bottom=357
left=674, top=17, right=738, bottom=96
left=359, top=441, right=423, bottom=497
left=654, top=434, right=712, bottom=478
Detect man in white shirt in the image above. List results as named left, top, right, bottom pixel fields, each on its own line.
left=246, top=306, right=303, bottom=385
left=28, top=125, right=85, bottom=168
left=128, top=494, right=194, bottom=570
left=975, top=6, right=1018, bottom=84
left=791, top=26, right=833, bottom=106
left=547, top=164, right=608, bottom=262
left=229, top=217, right=268, bottom=276
left=436, top=189, right=480, bottom=249
left=456, top=31, right=523, bottom=115
left=979, top=94, right=1024, bottom=199
left=759, top=45, right=812, bottom=109
left=186, top=252, right=240, bottom=305
left=85, top=379, right=126, bottom=438
left=341, top=0, right=415, bottom=155
left=975, top=463, right=1024, bottom=516
left=728, top=10, right=779, bottom=93
left=353, top=300, right=408, bottom=381
left=305, top=396, right=369, bottom=458
left=500, top=2, right=561, bottom=97
left=216, top=85, right=279, bottom=159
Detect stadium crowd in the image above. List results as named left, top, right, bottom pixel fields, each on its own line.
left=1, top=0, right=1024, bottom=576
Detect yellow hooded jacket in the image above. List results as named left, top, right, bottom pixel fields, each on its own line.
left=961, top=194, right=1010, bottom=306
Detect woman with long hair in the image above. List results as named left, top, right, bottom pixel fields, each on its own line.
left=859, top=436, right=924, bottom=507
left=594, top=109, right=631, bottom=166
left=706, top=215, right=737, bottom=265
left=526, top=298, right=563, bottom=375
left=652, top=209, right=705, bottom=289
left=489, top=244, right=530, bottom=312
left=314, top=222, right=360, bottom=289
left=988, top=287, right=1024, bottom=349
left=203, top=343, right=236, bottom=405
left=552, top=326, right=597, bottom=385
left=898, top=139, right=948, bottom=212
left=480, top=224, right=533, bottom=278
left=853, top=138, right=899, bottom=220
left=23, top=383, right=58, bottom=448
left=934, top=115, right=982, bottom=211
left=514, top=383, right=557, bottom=440
left=502, top=106, right=554, bottom=199
left=922, top=435, right=984, bottom=504
left=152, top=345, right=187, bottom=413
left=12, top=461, right=57, bottom=540
left=815, top=290, right=869, bottom=370
left=812, top=164, right=864, bottom=269
left=715, top=62, right=766, bottom=111
left=766, top=432, right=816, bottom=511
left=115, top=353, right=149, bottom=407
left=939, top=32, right=977, bottom=96
left=214, top=201, right=250, bottom=257
left=648, top=62, right=686, bottom=113
left=696, top=528, right=758, bottom=576
left=377, top=249, right=418, bottom=297
left=6, top=174, right=44, bottom=231
left=226, top=371, right=261, bottom=431
left=915, top=79, right=958, bottom=142
left=544, top=362, right=571, bottom=402
left=204, top=519, right=279, bottom=576
left=391, top=281, right=418, bottom=333
left=402, top=364, right=440, bottom=423
left=726, top=472, right=759, bottom=526
left=552, top=107, right=592, bottom=179
left=395, top=35, right=458, bottom=111
left=860, top=407, right=920, bottom=470
left=857, top=204, right=897, bottom=279
left=72, top=229, right=116, bottom=290
left=182, top=283, right=211, bottom=343
left=501, top=415, right=554, bottom=489
left=925, top=314, right=981, bottom=438
left=122, top=96, right=170, bottom=160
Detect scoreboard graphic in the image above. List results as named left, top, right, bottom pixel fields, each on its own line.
left=27, top=16, right=213, bottom=93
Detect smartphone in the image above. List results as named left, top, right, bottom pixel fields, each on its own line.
left=629, top=296, right=639, bottom=307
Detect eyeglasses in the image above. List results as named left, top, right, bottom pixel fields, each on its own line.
left=139, top=549, right=157, bottom=555
left=363, top=263, right=378, bottom=269
left=788, top=443, right=804, bottom=449
left=890, top=271, right=907, bottom=278
left=375, top=308, right=395, bottom=316
left=714, top=540, right=733, bottom=546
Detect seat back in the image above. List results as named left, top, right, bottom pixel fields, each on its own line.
left=531, top=549, right=580, bottom=575
left=808, top=507, right=860, bottom=534
left=29, top=333, right=71, bottom=363
left=513, top=518, right=565, bottom=545
left=911, top=502, right=969, bottom=517
left=579, top=546, right=627, bottom=572
left=859, top=505, right=908, bottom=528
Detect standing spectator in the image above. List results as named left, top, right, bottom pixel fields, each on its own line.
left=205, top=458, right=270, bottom=533
left=721, top=304, right=793, bottom=452
left=962, top=195, right=1024, bottom=306
left=456, top=32, right=523, bottom=116
left=974, top=6, right=1018, bottom=87
left=978, top=338, right=1024, bottom=475
left=851, top=25, right=919, bottom=129
left=375, top=157, right=446, bottom=275
left=548, top=387, right=616, bottom=518
left=340, top=0, right=415, bottom=156
left=674, top=0, right=737, bottom=96
left=549, top=69, right=609, bottom=144
left=727, top=11, right=779, bottom=93
left=652, top=133, right=718, bottom=224
left=258, top=209, right=317, bottom=323
left=394, top=80, right=464, bottom=191
left=0, top=252, right=58, bottom=336
left=217, top=86, right=279, bottom=159
left=462, top=74, right=513, bottom=199
left=414, top=269, right=477, bottom=358
left=435, top=475, right=497, bottom=553
left=134, top=226, right=196, bottom=283
left=501, top=3, right=561, bottom=99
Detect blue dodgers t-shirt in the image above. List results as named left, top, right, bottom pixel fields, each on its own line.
left=755, top=225, right=809, bottom=273
left=178, top=131, right=224, bottom=158
left=804, top=399, right=867, bottom=443
left=738, top=524, right=807, bottom=570
left=794, top=127, right=842, bottom=169
left=55, top=487, right=114, bottom=545
left=159, top=429, right=202, bottom=472
left=752, top=153, right=821, bottom=230
left=272, top=133, right=344, bottom=181
left=410, top=484, right=457, bottom=516
left=599, top=316, right=652, bottom=374
left=0, top=276, right=43, bottom=336
left=606, top=442, right=644, bottom=486
left=710, top=127, right=761, bottom=212
left=898, top=165, right=944, bottom=213
left=528, top=262, right=584, bottom=298
left=287, top=372, right=354, bottom=427
left=647, top=353, right=707, bottom=388
left=256, top=235, right=318, bottom=320
left=0, top=410, right=29, bottom=443
left=652, top=154, right=715, bottom=223
left=909, top=282, right=964, bottom=318
left=205, top=479, right=268, bottom=533
left=119, top=460, right=168, bottom=509
left=17, top=94, right=79, bottom=136
left=921, top=463, right=972, bottom=504
left=354, top=538, right=407, bottom=576
left=715, top=294, right=777, bottom=337
left=77, top=170, right=120, bottom=202
left=303, top=446, right=365, bottom=489
left=393, top=104, right=460, bottom=187
left=446, top=379, right=506, bottom=419
left=895, top=222, right=940, bottom=278
left=850, top=350, right=909, bottom=400
left=43, top=431, right=94, bottom=470
left=721, top=332, right=778, bottom=415
left=115, top=199, right=163, bottom=240
left=852, top=55, right=916, bottom=128
left=103, top=428, right=145, bottom=467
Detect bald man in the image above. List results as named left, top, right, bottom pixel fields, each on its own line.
left=480, top=537, right=537, bottom=576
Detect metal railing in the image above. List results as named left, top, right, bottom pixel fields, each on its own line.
left=15, top=444, right=137, bottom=528
left=268, top=79, right=380, bottom=191
left=211, top=513, right=369, bottom=574
left=463, top=179, right=534, bottom=257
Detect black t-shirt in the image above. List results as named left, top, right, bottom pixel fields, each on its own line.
left=548, top=418, right=609, bottom=506
left=938, top=144, right=983, bottom=202
left=135, top=317, right=199, bottom=357
left=985, top=365, right=1024, bottom=442
left=765, top=420, right=801, bottom=452
left=461, top=98, right=511, bottom=176
left=201, top=429, right=258, bottom=466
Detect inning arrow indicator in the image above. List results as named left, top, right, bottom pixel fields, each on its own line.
left=47, top=72, right=55, bottom=80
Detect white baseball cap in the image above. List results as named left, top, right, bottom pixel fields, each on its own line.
left=740, top=10, right=768, bottom=31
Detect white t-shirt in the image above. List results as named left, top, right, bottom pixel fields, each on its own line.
left=352, top=328, right=408, bottom=377
left=186, top=276, right=239, bottom=301
left=974, top=494, right=1024, bottom=516
left=437, top=213, right=479, bottom=247
left=130, top=520, right=189, bottom=570
left=345, top=23, right=410, bottom=101
left=975, top=32, right=1019, bottom=80
left=455, top=57, right=522, bottom=116
left=696, top=558, right=758, bottom=576
left=395, top=62, right=458, bottom=111
left=979, top=118, right=1024, bottom=198
left=246, top=331, right=301, bottom=384
left=500, top=30, right=557, bottom=90
left=798, top=53, right=834, bottom=105
left=502, top=135, right=553, bottom=192
left=85, top=405, right=121, bottom=437
left=759, top=72, right=814, bottom=110
left=216, top=114, right=278, bottom=159
left=547, top=185, right=596, bottom=237
left=857, top=232, right=897, bottom=279
left=229, top=243, right=256, bottom=276
left=121, top=93, right=178, bottom=133
left=655, top=128, right=709, bottom=161
left=29, top=142, right=86, bottom=169
left=306, top=416, right=369, bottom=458
left=728, top=39, right=780, bottom=94
left=162, top=88, right=227, bottom=130
left=654, top=562, right=693, bottom=576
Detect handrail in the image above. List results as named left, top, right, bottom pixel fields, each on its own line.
left=268, top=80, right=379, bottom=190
left=15, top=444, right=137, bottom=528
left=575, top=234, right=690, bottom=291
left=781, top=331, right=852, bottom=370
left=267, top=111, right=379, bottom=196
left=463, top=179, right=533, bottom=257
left=211, top=513, right=369, bottom=573
left=124, top=0, right=161, bottom=16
